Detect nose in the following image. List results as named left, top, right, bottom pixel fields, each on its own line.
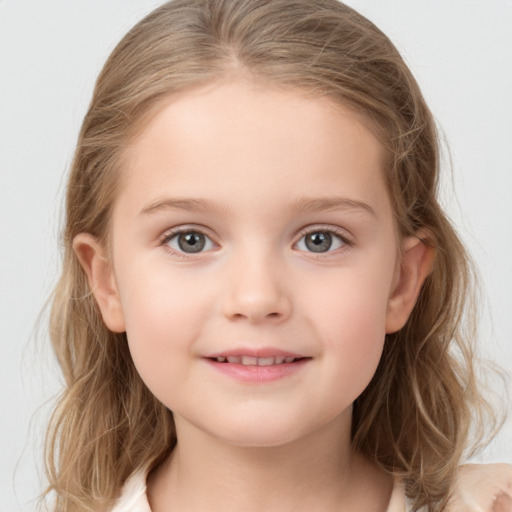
left=222, top=252, right=292, bottom=324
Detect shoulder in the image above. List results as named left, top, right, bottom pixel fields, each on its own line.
left=108, top=463, right=512, bottom=512
left=110, top=468, right=151, bottom=512
left=447, top=463, right=512, bottom=512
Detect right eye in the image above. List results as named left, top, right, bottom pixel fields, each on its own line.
left=163, top=230, right=215, bottom=254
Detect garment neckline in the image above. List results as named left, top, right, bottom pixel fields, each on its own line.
left=112, top=469, right=407, bottom=512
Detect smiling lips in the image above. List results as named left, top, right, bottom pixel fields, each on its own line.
left=205, top=349, right=310, bottom=382
left=213, top=355, right=300, bottom=366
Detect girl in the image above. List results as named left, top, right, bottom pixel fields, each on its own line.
left=43, top=1, right=511, bottom=511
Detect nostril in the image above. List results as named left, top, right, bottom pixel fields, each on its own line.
left=222, top=292, right=292, bottom=323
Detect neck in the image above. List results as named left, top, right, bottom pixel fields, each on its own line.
left=147, top=413, right=392, bottom=512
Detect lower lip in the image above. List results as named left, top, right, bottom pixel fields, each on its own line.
left=205, top=358, right=310, bottom=383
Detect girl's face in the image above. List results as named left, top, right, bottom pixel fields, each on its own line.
left=77, top=80, right=430, bottom=448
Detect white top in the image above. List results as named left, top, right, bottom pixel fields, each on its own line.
left=111, top=463, right=512, bottom=512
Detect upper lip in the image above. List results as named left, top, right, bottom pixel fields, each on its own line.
left=205, top=347, right=307, bottom=359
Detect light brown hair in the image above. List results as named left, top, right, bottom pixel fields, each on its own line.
left=44, top=1, right=496, bottom=510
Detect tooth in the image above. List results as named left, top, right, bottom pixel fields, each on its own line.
left=241, top=356, right=258, bottom=365
left=274, top=356, right=285, bottom=364
left=257, top=357, right=275, bottom=366
left=284, top=356, right=295, bottom=363
left=227, top=356, right=242, bottom=364
left=216, top=356, right=226, bottom=362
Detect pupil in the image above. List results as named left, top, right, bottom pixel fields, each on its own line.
left=305, top=232, right=332, bottom=253
left=178, top=232, right=205, bottom=253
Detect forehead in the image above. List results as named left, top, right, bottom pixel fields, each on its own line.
left=118, top=79, right=391, bottom=218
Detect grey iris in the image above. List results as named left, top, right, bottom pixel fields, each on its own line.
left=178, top=232, right=205, bottom=253
left=305, top=232, right=332, bottom=252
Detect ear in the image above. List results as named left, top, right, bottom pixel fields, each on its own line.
left=72, top=233, right=126, bottom=333
left=385, top=231, right=435, bottom=334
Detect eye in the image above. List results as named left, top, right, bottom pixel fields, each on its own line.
left=163, top=230, right=215, bottom=254
left=295, top=230, right=347, bottom=253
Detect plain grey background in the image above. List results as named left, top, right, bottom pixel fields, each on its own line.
left=1, top=1, right=511, bottom=510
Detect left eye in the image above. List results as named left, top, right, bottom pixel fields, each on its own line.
left=165, top=231, right=215, bottom=254
left=296, top=231, right=346, bottom=253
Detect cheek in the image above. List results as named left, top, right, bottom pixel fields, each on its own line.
left=324, top=292, right=387, bottom=374
left=303, top=263, right=394, bottom=392
left=306, top=258, right=392, bottom=336
left=119, top=262, right=208, bottom=335
left=115, top=266, right=212, bottom=399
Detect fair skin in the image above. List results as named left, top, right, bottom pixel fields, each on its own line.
left=74, top=79, right=434, bottom=512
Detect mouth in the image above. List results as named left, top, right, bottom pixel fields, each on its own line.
left=204, top=350, right=311, bottom=382
left=209, top=355, right=306, bottom=366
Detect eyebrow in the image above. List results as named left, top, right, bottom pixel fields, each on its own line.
left=140, top=198, right=220, bottom=216
left=292, top=197, right=377, bottom=217
left=139, top=196, right=376, bottom=217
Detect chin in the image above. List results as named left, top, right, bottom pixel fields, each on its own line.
left=207, top=416, right=313, bottom=449
left=222, top=433, right=299, bottom=449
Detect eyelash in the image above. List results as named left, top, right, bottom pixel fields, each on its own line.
left=159, top=225, right=353, bottom=257
left=159, top=226, right=218, bottom=258
left=295, top=225, right=353, bottom=257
